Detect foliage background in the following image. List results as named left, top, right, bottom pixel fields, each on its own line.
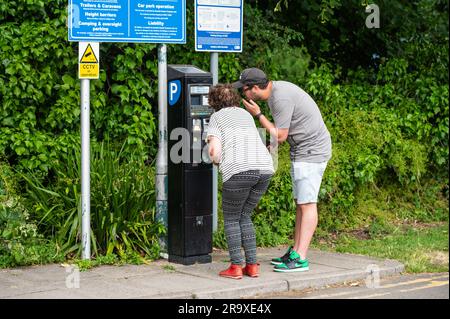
left=0, top=0, right=448, bottom=265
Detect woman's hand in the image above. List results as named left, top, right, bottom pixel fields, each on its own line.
left=207, top=136, right=222, bottom=165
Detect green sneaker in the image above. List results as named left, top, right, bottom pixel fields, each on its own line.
left=271, top=246, right=293, bottom=266
left=273, top=250, right=309, bottom=272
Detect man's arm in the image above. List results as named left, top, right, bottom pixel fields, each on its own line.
left=242, top=99, right=289, bottom=143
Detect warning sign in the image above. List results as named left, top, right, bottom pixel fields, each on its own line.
left=78, top=42, right=99, bottom=79
left=80, top=44, right=98, bottom=63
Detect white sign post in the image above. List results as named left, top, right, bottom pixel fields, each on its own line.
left=78, top=42, right=99, bottom=259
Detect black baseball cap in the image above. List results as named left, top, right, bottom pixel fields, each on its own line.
left=232, top=68, right=268, bottom=89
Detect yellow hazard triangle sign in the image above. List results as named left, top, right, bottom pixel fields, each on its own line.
left=79, top=42, right=99, bottom=79
left=80, top=44, right=98, bottom=63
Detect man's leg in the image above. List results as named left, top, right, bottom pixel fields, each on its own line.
left=293, top=202, right=302, bottom=250
left=271, top=170, right=302, bottom=264
left=291, top=161, right=327, bottom=259
left=293, top=203, right=318, bottom=259
left=291, top=162, right=302, bottom=249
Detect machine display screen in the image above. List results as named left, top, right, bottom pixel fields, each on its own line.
left=191, top=95, right=201, bottom=106
left=189, top=85, right=212, bottom=116
left=190, top=86, right=210, bottom=94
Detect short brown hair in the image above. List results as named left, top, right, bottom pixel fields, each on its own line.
left=208, top=84, right=240, bottom=111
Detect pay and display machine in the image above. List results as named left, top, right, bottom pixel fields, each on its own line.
left=167, top=65, right=214, bottom=265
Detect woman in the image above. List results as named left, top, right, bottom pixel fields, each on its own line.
left=206, top=84, right=274, bottom=279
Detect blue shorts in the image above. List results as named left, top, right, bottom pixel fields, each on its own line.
left=290, top=161, right=328, bottom=204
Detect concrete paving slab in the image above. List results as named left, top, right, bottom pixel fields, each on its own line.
left=0, top=246, right=404, bottom=299
left=0, top=264, right=96, bottom=298
left=87, top=264, right=165, bottom=279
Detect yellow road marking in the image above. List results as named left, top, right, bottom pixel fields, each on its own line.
left=347, top=292, right=392, bottom=299
left=302, top=275, right=448, bottom=299
left=381, top=275, right=448, bottom=289
left=303, top=291, right=362, bottom=299
left=399, top=280, right=449, bottom=293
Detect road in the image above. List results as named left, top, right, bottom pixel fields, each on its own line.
left=255, top=273, right=449, bottom=299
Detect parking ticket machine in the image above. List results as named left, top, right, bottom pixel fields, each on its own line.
left=167, top=65, right=214, bottom=265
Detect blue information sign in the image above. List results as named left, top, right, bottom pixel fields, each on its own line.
left=195, top=0, right=243, bottom=52
left=68, top=0, right=186, bottom=43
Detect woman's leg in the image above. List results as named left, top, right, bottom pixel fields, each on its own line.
left=240, top=173, right=273, bottom=264
left=222, top=172, right=259, bottom=265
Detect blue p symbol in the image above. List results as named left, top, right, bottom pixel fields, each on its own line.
left=169, top=80, right=181, bottom=106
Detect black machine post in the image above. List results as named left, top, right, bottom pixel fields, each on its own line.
left=167, top=65, right=214, bottom=265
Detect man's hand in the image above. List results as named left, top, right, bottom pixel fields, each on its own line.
left=242, top=99, right=261, bottom=117
left=242, top=99, right=289, bottom=144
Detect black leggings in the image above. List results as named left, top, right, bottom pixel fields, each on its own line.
left=222, top=170, right=272, bottom=265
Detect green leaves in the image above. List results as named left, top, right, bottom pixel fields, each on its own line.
left=20, top=140, right=163, bottom=260
left=0, top=161, right=64, bottom=268
left=0, top=10, right=160, bottom=171
left=0, top=1, right=448, bottom=259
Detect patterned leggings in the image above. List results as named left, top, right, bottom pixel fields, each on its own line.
left=222, top=170, right=273, bottom=265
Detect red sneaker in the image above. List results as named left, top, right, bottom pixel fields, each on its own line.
left=219, top=264, right=243, bottom=279
left=243, top=263, right=260, bottom=278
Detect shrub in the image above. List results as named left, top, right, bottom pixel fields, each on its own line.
left=1, top=161, right=64, bottom=268
left=20, top=140, right=164, bottom=260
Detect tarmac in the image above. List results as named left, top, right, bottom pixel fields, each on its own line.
left=0, top=246, right=404, bottom=299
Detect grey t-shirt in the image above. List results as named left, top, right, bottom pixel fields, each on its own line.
left=268, top=81, right=332, bottom=162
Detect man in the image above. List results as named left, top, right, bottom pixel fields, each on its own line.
left=232, top=68, right=332, bottom=272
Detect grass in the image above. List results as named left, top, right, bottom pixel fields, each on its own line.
left=312, top=221, right=449, bottom=273
left=0, top=241, right=65, bottom=269
left=70, top=250, right=153, bottom=271
left=162, top=265, right=176, bottom=272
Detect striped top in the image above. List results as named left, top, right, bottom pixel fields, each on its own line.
left=206, top=107, right=274, bottom=183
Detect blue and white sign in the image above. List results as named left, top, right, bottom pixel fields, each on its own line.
left=68, top=0, right=186, bottom=43
left=168, top=80, right=181, bottom=106
left=195, top=0, right=243, bottom=52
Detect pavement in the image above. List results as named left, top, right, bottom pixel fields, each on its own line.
left=0, top=246, right=404, bottom=299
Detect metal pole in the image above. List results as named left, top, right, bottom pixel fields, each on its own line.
left=156, top=44, right=168, bottom=258
left=81, top=79, right=91, bottom=260
left=210, top=52, right=218, bottom=232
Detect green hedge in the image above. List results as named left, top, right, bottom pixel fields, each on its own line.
left=1, top=1, right=448, bottom=259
